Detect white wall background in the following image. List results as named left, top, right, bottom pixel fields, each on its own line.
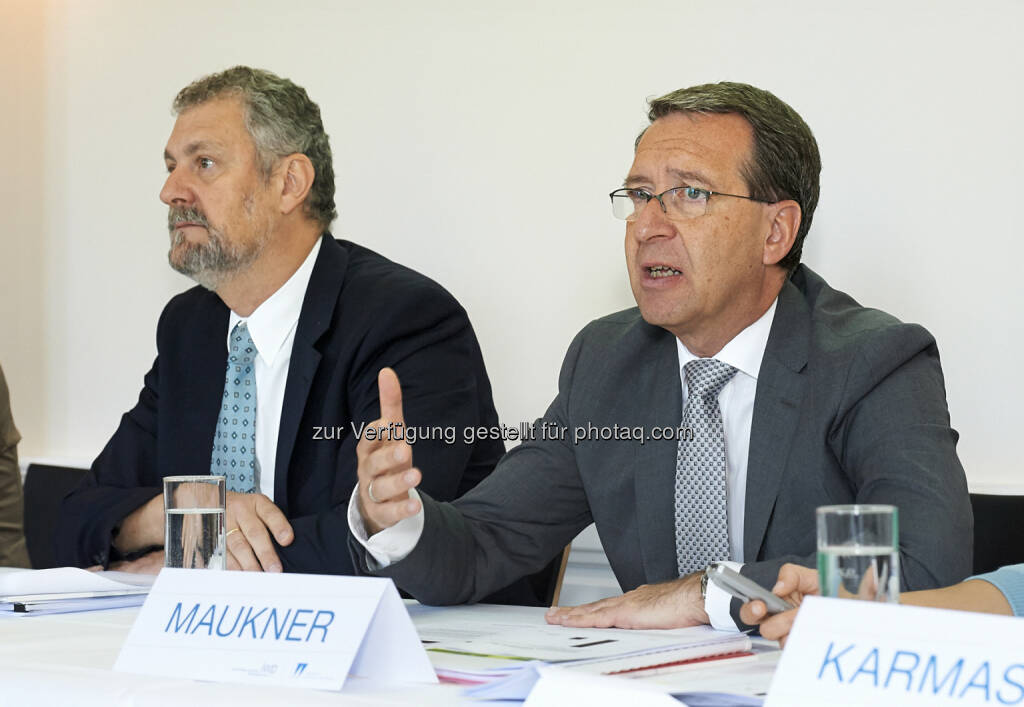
left=2, top=0, right=1022, bottom=495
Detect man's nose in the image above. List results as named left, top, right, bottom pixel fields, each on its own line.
left=160, top=167, right=193, bottom=206
left=630, top=196, right=676, bottom=242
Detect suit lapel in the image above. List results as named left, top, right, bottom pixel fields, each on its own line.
left=743, top=278, right=809, bottom=561
left=633, top=326, right=684, bottom=582
left=273, top=236, right=347, bottom=513
left=181, top=292, right=230, bottom=477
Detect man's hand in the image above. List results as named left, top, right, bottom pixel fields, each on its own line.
left=545, top=572, right=708, bottom=629
left=224, top=492, right=293, bottom=572
left=355, top=368, right=422, bottom=536
left=113, top=494, right=164, bottom=554
left=738, top=563, right=819, bottom=646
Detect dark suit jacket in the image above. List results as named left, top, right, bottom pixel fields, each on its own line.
left=352, top=265, right=973, bottom=615
left=58, top=235, right=508, bottom=577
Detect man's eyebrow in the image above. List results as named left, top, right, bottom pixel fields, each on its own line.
left=164, top=140, right=224, bottom=161
left=667, top=168, right=714, bottom=187
left=622, top=168, right=715, bottom=188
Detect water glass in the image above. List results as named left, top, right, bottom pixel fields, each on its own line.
left=816, top=504, right=899, bottom=602
left=163, top=475, right=226, bottom=570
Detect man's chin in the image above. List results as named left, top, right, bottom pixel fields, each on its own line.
left=168, top=239, right=197, bottom=266
left=172, top=266, right=222, bottom=291
left=166, top=227, right=266, bottom=292
left=168, top=253, right=224, bottom=291
left=636, top=303, right=686, bottom=334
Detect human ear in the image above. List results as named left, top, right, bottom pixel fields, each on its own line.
left=763, top=200, right=801, bottom=266
left=277, top=154, right=315, bottom=217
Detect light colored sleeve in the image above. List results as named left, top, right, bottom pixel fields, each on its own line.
left=968, top=564, right=1024, bottom=617
left=705, top=560, right=744, bottom=632
left=346, top=487, right=424, bottom=568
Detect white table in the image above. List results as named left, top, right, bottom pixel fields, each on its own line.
left=0, top=603, right=779, bottom=705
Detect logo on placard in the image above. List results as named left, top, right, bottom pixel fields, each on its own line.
left=294, top=662, right=308, bottom=676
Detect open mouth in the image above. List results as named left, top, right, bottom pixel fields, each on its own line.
left=646, top=265, right=682, bottom=279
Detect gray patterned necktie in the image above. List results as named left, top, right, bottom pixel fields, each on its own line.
left=210, top=322, right=259, bottom=493
left=674, top=358, right=738, bottom=577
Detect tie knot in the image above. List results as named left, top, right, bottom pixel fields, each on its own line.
left=683, top=358, right=737, bottom=400
left=229, top=322, right=258, bottom=365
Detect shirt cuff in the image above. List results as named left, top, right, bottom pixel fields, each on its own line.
left=705, top=560, right=744, bottom=631
left=346, top=486, right=424, bottom=568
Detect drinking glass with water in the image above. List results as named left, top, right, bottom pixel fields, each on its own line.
left=164, top=475, right=226, bottom=570
left=816, top=504, right=899, bottom=603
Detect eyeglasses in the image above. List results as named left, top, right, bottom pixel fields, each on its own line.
left=608, top=186, right=772, bottom=221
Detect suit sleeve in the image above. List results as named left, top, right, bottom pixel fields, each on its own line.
left=275, top=282, right=507, bottom=575
left=56, top=334, right=166, bottom=568
left=735, top=323, right=973, bottom=623
left=347, top=327, right=595, bottom=603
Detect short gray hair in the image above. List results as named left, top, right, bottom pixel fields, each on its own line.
left=643, top=82, right=820, bottom=271
left=173, top=66, right=337, bottom=230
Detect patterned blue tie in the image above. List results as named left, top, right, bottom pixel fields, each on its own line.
left=211, top=322, right=259, bottom=493
left=674, top=358, right=738, bottom=576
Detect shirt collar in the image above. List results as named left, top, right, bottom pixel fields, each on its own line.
left=675, top=297, right=779, bottom=382
left=228, top=237, right=322, bottom=367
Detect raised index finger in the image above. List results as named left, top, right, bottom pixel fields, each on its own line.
left=378, top=367, right=404, bottom=424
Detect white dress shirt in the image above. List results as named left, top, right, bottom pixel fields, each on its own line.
left=348, top=297, right=779, bottom=631
left=226, top=237, right=321, bottom=500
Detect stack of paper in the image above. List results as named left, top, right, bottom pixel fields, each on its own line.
left=424, top=623, right=750, bottom=673
left=419, top=619, right=751, bottom=696
left=0, top=567, right=155, bottom=615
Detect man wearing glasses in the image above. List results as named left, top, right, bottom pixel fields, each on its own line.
left=348, top=82, right=972, bottom=629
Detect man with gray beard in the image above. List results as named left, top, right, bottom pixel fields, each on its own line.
left=166, top=203, right=268, bottom=290
left=55, top=67, right=535, bottom=599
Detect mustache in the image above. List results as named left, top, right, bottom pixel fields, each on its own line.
left=167, top=206, right=210, bottom=232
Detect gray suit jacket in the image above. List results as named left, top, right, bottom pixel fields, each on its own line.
left=351, top=266, right=973, bottom=614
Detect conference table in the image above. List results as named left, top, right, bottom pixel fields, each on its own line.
left=0, top=602, right=780, bottom=705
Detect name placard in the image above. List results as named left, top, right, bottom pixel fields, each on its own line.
left=766, top=596, right=1024, bottom=706
left=114, top=568, right=436, bottom=691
